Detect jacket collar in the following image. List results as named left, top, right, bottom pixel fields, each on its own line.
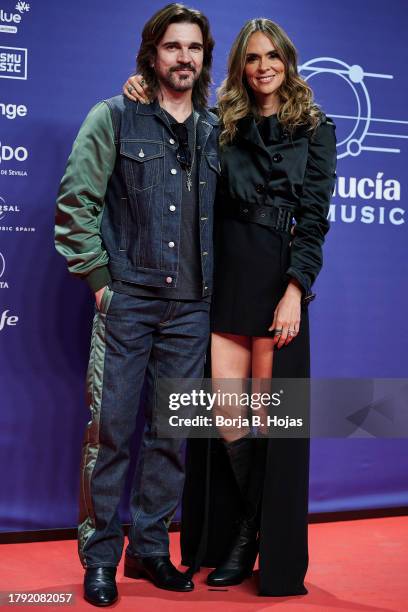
left=236, top=114, right=275, bottom=159
left=237, top=115, right=265, bottom=149
left=135, top=98, right=218, bottom=126
left=236, top=113, right=293, bottom=156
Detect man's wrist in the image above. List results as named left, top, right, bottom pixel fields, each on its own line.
left=85, top=266, right=112, bottom=292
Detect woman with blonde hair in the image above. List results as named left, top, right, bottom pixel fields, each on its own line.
left=124, top=15, right=336, bottom=597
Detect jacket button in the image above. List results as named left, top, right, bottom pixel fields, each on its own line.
left=170, top=168, right=177, bottom=175
left=168, top=241, right=175, bottom=248
left=169, top=138, right=176, bottom=145
left=273, top=153, right=283, bottom=163
left=165, top=276, right=173, bottom=284
left=169, top=205, right=176, bottom=211
left=255, top=184, right=265, bottom=194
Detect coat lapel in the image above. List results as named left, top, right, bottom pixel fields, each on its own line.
left=237, top=115, right=273, bottom=172
left=238, top=116, right=265, bottom=149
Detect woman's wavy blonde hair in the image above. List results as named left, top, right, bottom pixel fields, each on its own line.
left=218, top=18, right=321, bottom=146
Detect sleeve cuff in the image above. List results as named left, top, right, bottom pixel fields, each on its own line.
left=84, top=266, right=112, bottom=292
left=285, top=267, right=316, bottom=305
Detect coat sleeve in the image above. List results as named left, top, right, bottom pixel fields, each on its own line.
left=285, top=116, right=337, bottom=302
left=54, top=101, right=117, bottom=292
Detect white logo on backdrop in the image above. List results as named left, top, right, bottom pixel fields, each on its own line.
left=300, top=57, right=407, bottom=160
left=0, top=102, right=28, bottom=120
left=0, top=143, right=28, bottom=163
left=0, top=310, right=18, bottom=330
left=15, top=2, right=30, bottom=13
left=0, top=252, right=5, bottom=278
left=300, top=57, right=406, bottom=225
left=0, top=252, right=9, bottom=288
left=0, top=46, right=28, bottom=79
left=0, top=4, right=30, bottom=34
left=0, top=196, right=20, bottom=220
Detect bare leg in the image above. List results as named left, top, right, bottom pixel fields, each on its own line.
left=251, top=337, right=275, bottom=435
left=211, top=332, right=251, bottom=443
left=251, top=336, right=275, bottom=378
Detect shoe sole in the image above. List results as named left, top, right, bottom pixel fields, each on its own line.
left=83, top=594, right=118, bottom=607
left=206, top=570, right=253, bottom=587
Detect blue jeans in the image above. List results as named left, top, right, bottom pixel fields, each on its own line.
left=78, top=289, right=210, bottom=568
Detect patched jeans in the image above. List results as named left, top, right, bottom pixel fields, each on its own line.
left=78, top=289, right=210, bottom=568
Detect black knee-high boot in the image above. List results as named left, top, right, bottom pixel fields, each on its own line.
left=207, top=436, right=267, bottom=587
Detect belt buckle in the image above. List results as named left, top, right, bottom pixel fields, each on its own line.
left=276, top=207, right=291, bottom=232
left=276, top=207, right=284, bottom=231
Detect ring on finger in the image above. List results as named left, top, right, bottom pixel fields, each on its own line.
left=127, top=85, right=134, bottom=93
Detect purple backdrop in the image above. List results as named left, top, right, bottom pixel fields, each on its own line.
left=0, top=0, right=407, bottom=531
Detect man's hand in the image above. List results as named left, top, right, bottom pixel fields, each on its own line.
left=95, top=286, right=108, bottom=311
left=123, top=74, right=150, bottom=104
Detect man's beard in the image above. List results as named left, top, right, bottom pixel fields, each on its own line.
left=160, top=65, right=199, bottom=92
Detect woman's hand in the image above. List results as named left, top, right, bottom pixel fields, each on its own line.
left=268, top=280, right=302, bottom=349
left=123, top=74, right=150, bottom=104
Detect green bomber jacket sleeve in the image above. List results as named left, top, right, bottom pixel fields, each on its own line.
left=55, top=101, right=116, bottom=292
left=285, top=117, right=337, bottom=300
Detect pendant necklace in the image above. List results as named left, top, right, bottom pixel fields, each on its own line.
left=185, top=113, right=196, bottom=192
left=161, top=106, right=197, bottom=191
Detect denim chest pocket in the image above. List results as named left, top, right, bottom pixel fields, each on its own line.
left=120, top=140, right=164, bottom=192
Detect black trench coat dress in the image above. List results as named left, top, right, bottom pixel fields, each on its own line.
left=180, top=111, right=337, bottom=596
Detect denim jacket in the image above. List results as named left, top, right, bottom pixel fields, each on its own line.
left=55, top=95, right=220, bottom=296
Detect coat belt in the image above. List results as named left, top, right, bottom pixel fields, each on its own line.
left=221, top=200, right=294, bottom=233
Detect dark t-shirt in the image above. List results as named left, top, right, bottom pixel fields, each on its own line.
left=112, top=110, right=205, bottom=301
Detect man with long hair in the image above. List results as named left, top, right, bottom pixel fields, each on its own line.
left=55, top=4, right=218, bottom=606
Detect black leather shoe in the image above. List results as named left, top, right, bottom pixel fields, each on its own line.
left=206, top=520, right=259, bottom=587
left=124, top=554, right=194, bottom=592
left=84, top=567, right=118, bottom=607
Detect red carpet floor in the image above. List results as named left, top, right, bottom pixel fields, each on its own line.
left=0, top=516, right=407, bottom=611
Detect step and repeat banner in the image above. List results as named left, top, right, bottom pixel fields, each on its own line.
left=0, top=0, right=407, bottom=531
